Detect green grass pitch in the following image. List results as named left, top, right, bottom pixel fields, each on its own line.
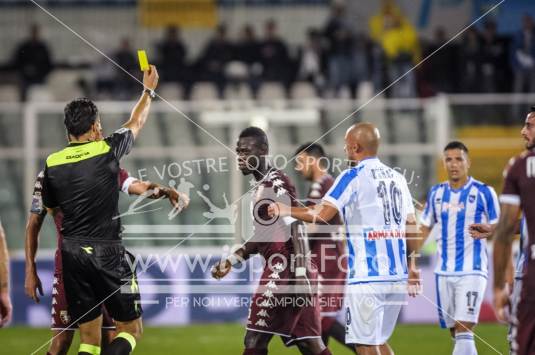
left=0, top=323, right=508, bottom=354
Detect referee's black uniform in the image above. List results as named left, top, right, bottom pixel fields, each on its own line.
left=42, top=127, right=142, bottom=324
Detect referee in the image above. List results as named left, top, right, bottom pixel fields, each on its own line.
left=42, top=66, right=159, bottom=355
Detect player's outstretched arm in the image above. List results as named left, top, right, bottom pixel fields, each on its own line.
left=405, top=214, right=421, bottom=297
left=0, top=221, right=12, bottom=327
left=267, top=201, right=337, bottom=224
left=128, top=180, right=190, bottom=212
left=211, top=245, right=255, bottom=280
left=492, top=202, right=521, bottom=322
left=415, top=224, right=432, bottom=251
left=24, top=213, right=45, bottom=304
left=123, top=65, right=159, bottom=139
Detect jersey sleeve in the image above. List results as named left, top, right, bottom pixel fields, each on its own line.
left=41, top=166, right=59, bottom=209
left=118, top=168, right=136, bottom=194
left=30, top=170, right=47, bottom=216
left=420, top=187, right=436, bottom=228
left=105, top=128, right=134, bottom=160
left=323, top=168, right=359, bottom=213
left=269, top=172, right=297, bottom=226
left=482, top=185, right=500, bottom=224
left=500, top=156, right=522, bottom=206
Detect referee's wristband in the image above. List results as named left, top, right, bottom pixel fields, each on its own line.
left=144, top=88, right=156, bottom=100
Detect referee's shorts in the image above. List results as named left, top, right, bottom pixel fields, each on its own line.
left=61, top=239, right=143, bottom=325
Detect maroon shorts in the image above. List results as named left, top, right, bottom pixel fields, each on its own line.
left=514, top=300, right=535, bottom=355
left=312, top=242, right=346, bottom=330
left=51, top=271, right=115, bottom=331
left=246, top=255, right=321, bottom=345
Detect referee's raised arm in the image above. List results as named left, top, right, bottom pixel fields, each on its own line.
left=123, top=64, right=159, bottom=139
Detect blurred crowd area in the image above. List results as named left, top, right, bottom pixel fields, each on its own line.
left=3, top=1, right=535, bottom=102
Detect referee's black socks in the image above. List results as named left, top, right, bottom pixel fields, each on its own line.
left=102, top=332, right=137, bottom=355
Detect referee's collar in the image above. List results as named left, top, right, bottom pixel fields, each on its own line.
left=67, top=140, right=93, bottom=147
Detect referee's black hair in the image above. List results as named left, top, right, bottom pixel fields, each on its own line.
left=444, top=141, right=469, bottom=154
left=295, top=142, right=326, bottom=159
left=64, top=98, right=99, bottom=138
left=239, top=126, right=268, bottom=147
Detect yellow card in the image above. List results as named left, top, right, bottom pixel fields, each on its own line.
left=137, top=50, right=149, bottom=72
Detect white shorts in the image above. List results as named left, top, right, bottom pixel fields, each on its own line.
left=435, top=274, right=487, bottom=329
left=345, top=282, right=406, bottom=345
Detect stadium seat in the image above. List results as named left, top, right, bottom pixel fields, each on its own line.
left=291, top=81, right=317, bottom=100
left=224, top=83, right=252, bottom=100
left=191, top=82, right=219, bottom=101
left=46, top=69, right=85, bottom=101
left=225, top=61, right=249, bottom=82
left=27, top=85, right=53, bottom=102
left=258, top=83, right=285, bottom=101
left=358, top=81, right=374, bottom=100
left=159, top=83, right=184, bottom=101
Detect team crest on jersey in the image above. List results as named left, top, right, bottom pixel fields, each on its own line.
left=442, top=202, right=465, bottom=213
left=469, top=195, right=476, bottom=203
left=60, top=310, right=71, bottom=325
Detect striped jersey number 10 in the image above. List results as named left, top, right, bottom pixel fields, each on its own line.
left=377, top=181, right=403, bottom=226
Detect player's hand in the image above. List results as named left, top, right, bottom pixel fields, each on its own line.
left=211, top=259, right=232, bottom=280
left=143, top=64, right=159, bottom=91
left=168, top=189, right=190, bottom=213
left=493, top=286, right=511, bottom=323
left=267, top=202, right=290, bottom=218
left=24, top=268, right=43, bottom=303
left=469, top=223, right=493, bottom=239
left=407, top=268, right=421, bottom=297
left=0, top=290, right=12, bottom=327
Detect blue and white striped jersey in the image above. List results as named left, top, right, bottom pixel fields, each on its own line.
left=515, top=216, right=528, bottom=280
left=421, top=177, right=499, bottom=277
left=323, top=157, right=415, bottom=284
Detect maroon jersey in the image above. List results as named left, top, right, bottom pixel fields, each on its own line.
left=30, top=168, right=132, bottom=330
left=246, top=169, right=321, bottom=340
left=502, top=150, right=535, bottom=354
left=306, top=174, right=345, bottom=264
left=502, top=151, right=535, bottom=303
left=248, top=169, right=298, bottom=259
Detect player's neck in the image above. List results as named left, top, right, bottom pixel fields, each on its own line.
left=68, top=133, right=94, bottom=144
left=449, top=176, right=470, bottom=190
left=253, top=164, right=272, bottom=181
